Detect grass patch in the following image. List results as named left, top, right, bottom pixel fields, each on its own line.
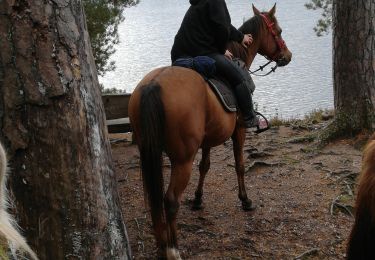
left=288, top=134, right=316, bottom=144
left=303, top=108, right=334, bottom=124
left=269, top=108, right=334, bottom=127
left=282, top=155, right=300, bottom=164
left=0, top=240, right=9, bottom=260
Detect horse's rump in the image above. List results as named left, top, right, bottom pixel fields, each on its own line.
left=130, top=66, right=237, bottom=153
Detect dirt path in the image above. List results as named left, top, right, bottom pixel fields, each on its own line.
left=111, top=123, right=362, bottom=259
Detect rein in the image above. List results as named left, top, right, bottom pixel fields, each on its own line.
left=249, top=60, right=278, bottom=77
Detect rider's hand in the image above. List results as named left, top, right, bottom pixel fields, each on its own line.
left=242, top=34, right=253, bottom=48
left=224, top=50, right=234, bottom=60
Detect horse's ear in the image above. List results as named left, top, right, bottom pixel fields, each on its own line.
left=252, top=4, right=261, bottom=16
left=268, top=3, right=276, bottom=17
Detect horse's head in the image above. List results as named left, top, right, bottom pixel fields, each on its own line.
left=250, top=4, right=292, bottom=67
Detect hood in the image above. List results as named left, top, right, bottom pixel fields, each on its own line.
left=190, top=0, right=200, bottom=5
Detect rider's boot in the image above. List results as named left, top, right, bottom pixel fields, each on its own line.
left=233, top=81, right=258, bottom=128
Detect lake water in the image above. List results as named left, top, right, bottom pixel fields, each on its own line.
left=99, top=0, right=333, bottom=118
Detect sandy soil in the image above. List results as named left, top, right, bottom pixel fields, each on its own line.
left=111, top=122, right=363, bottom=259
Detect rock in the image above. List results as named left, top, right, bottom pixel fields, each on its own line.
left=322, top=111, right=334, bottom=121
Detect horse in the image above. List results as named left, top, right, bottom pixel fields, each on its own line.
left=128, top=4, right=292, bottom=259
left=347, top=133, right=375, bottom=259
left=0, top=142, right=38, bottom=259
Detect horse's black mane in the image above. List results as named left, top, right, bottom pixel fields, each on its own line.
left=238, top=14, right=263, bottom=39
left=231, top=13, right=278, bottom=65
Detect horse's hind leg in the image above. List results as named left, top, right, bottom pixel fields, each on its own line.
left=192, top=147, right=211, bottom=210
left=231, top=126, right=254, bottom=211
left=164, top=160, right=193, bottom=259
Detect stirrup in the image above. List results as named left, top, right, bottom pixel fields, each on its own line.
left=254, top=111, right=270, bottom=134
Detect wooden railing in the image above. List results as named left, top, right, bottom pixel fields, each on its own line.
left=102, top=94, right=132, bottom=133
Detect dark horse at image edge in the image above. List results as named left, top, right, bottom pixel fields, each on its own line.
left=128, top=4, right=292, bottom=259
left=347, top=133, right=375, bottom=260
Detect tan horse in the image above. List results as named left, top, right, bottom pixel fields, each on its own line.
left=128, top=4, right=292, bottom=259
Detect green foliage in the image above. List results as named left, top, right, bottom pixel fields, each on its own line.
left=84, top=0, right=139, bottom=76
left=0, top=239, right=9, bottom=260
left=100, top=84, right=127, bottom=94
left=269, top=115, right=284, bottom=127
left=318, top=111, right=371, bottom=145
left=305, top=0, right=332, bottom=36
left=269, top=109, right=334, bottom=127
left=303, top=108, right=333, bottom=124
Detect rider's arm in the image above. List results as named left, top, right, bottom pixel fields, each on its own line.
left=208, top=0, right=231, bottom=53
left=229, top=24, right=244, bottom=43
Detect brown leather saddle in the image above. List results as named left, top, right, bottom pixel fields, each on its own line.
left=207, top=78, right=237, bottom=112
left=206, top=58, right=248, bottom=112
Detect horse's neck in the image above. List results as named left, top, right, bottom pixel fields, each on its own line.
left=228, top=36, right=261, bottom=69
left=245, top=38, right=261, bottom=67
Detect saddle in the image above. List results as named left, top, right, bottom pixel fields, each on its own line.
left=207, top=77, right=237, bottom=112
left=172, top=57, right=270, bottom=133
left=172, top=56, right=245, bottom=112
left=206, top=58, right=248, bottom=112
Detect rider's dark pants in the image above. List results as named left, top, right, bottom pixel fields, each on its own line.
left=207, top=53, right=256, bottom=120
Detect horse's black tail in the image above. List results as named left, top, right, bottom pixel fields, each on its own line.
left=139, top=82, right=166, bottom=228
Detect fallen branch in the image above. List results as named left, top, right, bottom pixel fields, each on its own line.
left=287, top=134, right=316, bottom=144
left=294, top=248, right=319, bottom=259
left=346, top=183, right=354, bottom=197
left=330, top=195, right=354, bottom=217
left=247, top=151, right=273, bottom=159
left=246, top=161, right=284, bottom=172
left=110, top=138, right=130, bottom=144
left=334, top=202, right=354, bottom=218
left=330, top=195, right=340, bottom=215
left=117, top=172, right=129, bottom=183
left=336, top=172, right=358, bottom=183
left=126, top=165, right=139, bottom=170
left=133, top=215, right=147, bottom=231
left=137, top=241, right=145, bottom=253
left=245, top=228, right=275, bottom=234
left=134, top=218, right=141, bottom=230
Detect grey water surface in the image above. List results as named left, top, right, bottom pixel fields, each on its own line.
left=99, top=0, right=333, bottom=118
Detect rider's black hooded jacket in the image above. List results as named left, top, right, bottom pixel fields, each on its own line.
left=171, top=0, right=244, bottom=62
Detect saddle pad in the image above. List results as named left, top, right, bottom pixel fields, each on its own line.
left=207, top=78, right=237, bottom=112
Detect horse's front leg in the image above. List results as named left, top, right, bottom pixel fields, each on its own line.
left=192, top=147, right=211, bottom=209
left=164, top=160, right=193, bottom=260
left=231, top=126, right=254, bottom=211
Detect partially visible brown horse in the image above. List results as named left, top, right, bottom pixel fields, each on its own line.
left=347, top=133, right=375, bottom=259
left=128, top=4, right=292, bottom=259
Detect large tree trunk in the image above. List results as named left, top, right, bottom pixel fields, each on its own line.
left=326, top=0, right=375, bottom=139
left=0, top=0, right=131, bottom=259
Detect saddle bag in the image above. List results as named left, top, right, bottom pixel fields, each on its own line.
left=172, top=56, right=216, bottom=78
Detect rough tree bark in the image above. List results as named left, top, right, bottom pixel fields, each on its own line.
left=322, top=0, right=375, bottom=140
left=0, top=0, right=131, bottom=259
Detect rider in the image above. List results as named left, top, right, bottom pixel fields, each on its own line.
left=171, top=0, right=259, bottom=128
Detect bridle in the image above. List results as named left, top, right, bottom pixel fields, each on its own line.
left=259, top=13, right=287, bottom=61
left=249, top=13, right=287, bottom=77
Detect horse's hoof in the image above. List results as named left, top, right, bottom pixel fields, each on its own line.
left=242, top=200, right=256, bottom=211
left=167, top=248, right=182, bottom=260
left=191, top=199, right=203, bottom=210
left=157, top=251, right=167, bottom=260
left=191, top=204, right=203, bottom=211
